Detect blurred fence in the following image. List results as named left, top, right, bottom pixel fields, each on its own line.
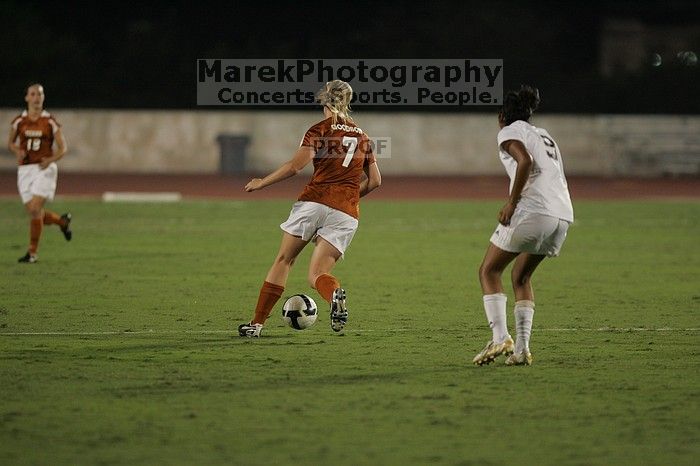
left=1, top=109, right=698, bottom=176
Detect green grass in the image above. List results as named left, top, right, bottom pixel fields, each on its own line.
left=1, top=198, right=699, bottom=466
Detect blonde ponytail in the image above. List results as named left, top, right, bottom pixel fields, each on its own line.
left=316, top=80, right=354, bottom=125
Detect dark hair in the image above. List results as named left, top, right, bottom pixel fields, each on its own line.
left=26, top=82, right=43, bottom=93
left=500, top=85, right=540, bottom=125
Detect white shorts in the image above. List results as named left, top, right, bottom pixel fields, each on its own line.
left=17, top=163, right=58, bottom=204
left=280, top=201, right=359, bottom=255
left=490, top=210, right=570, bottom=257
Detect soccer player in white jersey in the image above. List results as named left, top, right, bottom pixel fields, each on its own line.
left=473, top=85, right=574, bottom=366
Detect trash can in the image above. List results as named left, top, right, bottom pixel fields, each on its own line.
left=217, top=134, right=251, bottom=174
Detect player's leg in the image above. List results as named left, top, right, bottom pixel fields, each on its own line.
left=478, top=243, right=519, bottom=339
left=506, top=252, right=546, bottom=366
left=256, top=232, right=309, bottom=323
left=19, top=195, right=46, bottom=263
left=19, top=163, right=62, bottom=262
left=511, top=252, right=546, bottom=301
left=505, top=214, right=566, bottom=365
left=308, top=237, right=342, bottom=301
left=240, top=232, right=308, bottom=336
left=308, top=237, right=347, bottom=332
left=310, top=207, right=357, bottom=332
left=479, top=243, right=518, bottom=295
left=473, top=243, right=518, bottom=365
left=265, top=232, right=310, bottom=286
left=43, top=210, right=72, bottom=241
left=240, top=201, right=327, bottom=337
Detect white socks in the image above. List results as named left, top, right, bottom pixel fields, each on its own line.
left=514, top=301, right=535, bottom=353
left=483, top=294, right=535, bottom=351
left=483, top=293, right=509, bottom=343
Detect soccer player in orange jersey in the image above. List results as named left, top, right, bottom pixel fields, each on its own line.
left=8, top=84, right=72, bottom=263
left=239, top=80, right=382, bottom=337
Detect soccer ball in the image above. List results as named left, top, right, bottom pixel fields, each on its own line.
left=282, top=294, right=318, bottom=330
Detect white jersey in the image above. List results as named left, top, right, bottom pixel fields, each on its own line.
left=497, top=120, right=574, bottom=222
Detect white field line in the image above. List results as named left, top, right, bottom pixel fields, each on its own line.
left=102, top=192, right=182, bottom=202
left=0, top=327, right=698, bottom=336
left=538, top=327, right=700, bottom=332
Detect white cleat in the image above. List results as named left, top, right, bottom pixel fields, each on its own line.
left=505, top=350, right=533, bottom=366
left=472, top=337, right=515, bottom=366
left=238, top=322, right=263, bottom=338
left=330, top=288, right=348, bottom=332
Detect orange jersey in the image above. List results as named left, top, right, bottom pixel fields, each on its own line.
left=298, top=117, right=376, bottom=219
left=11, top=110, right=60, bottom=165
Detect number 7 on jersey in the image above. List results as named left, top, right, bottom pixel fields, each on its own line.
left=341, top=136, right=358, bottom=167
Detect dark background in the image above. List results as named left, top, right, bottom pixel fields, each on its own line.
left=1, top=0, right=698, bottom=113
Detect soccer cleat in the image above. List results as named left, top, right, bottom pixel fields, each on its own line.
left=238, top=322, right=263, bottom=338
left=60, top=213, right=72, bottom=241
left=330, top=287, right=348, bottom=332
left=505, top=350, right=533, bottom=366
left=18, top=252, right=38, bottom=263
left=472, top=336, right=515, bottom=366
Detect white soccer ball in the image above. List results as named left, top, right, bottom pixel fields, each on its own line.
left=282, top=294, right=318, bottom=330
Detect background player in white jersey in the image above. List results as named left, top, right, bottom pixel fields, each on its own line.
left=473, top=85, right=574, bottom=366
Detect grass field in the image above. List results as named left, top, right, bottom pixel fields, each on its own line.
left=1, top=198, right=699, bottom=465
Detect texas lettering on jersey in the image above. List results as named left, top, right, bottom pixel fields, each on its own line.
left=11, top=110, right=60, bottom=165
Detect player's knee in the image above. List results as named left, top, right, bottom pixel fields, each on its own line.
left=275, top=253, right=296, bottom=267
left=511, top=269, right=531, bottom=288
left=478, top=264, right=487, bottom=283
left=27, top=205, right=42, bottom=218
left=478, top=263, right=497, bottom=283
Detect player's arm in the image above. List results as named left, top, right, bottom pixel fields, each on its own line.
left=7, top=126, right=25, bottom=163
left=359, top=161, right=381, bottom=198
left=245, top=146, right=314, bottom=192
left=498, top=139, right=532, bottom=225
left=39, top=128, right=67, bottom=169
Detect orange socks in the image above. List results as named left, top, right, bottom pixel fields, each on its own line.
left=250, top=275, right=340, bottom=325
left=43, top=210, right=63, bottom=226
left=314, top=273, right=340, bottom=303
left=29, top=218, right=43, bottom=255
left=252, top=281, right=285, bottom=324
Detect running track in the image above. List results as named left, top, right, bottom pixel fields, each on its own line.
left=0, top=173, right=698, bottom=199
